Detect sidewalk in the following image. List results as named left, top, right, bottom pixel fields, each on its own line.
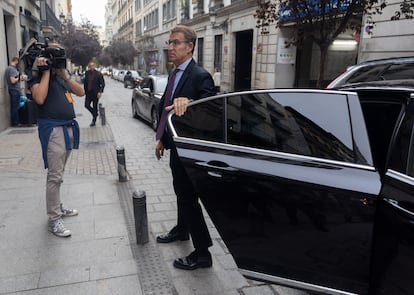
left=0, top=103, right=142, bottom=294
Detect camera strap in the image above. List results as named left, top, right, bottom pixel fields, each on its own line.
left=54, top=74, right=70, bottom=92
left=53, top=74, right=74, bottom=103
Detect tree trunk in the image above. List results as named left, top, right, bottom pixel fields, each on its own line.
left=317, top=45, right=329, bottom=89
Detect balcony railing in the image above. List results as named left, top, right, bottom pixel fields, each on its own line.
left=41, top=3, right=62, bottom=36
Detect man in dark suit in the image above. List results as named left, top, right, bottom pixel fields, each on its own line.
left=83, top=61, right=105, bottom=127
left=155, top=25, right=216, bottom=270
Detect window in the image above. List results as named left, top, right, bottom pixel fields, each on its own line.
left=389, top=103, right=414, bottom=177
left=226, top=92, right=354, bottom=162
left=171, top=98, right=225, bottom=142
left=197, top=38, right=204, bottom=67
left=144, top=9, right=159, bottom=31
left=214, top=35, right=223, bottom=71
left=382, top=63, right=414, bottom=81
left=135, top=0, right=141, bottom=10
left=140, top=78, right=151, bottom=89
left=135, top=20, right=142, bottom=37
left=163, top=0, right=176, bottom=22
left=172, top=91, right=355, bottom=163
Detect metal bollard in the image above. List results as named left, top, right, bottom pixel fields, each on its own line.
left=98, top=102, right=103, bottom=117
left=116, top=146, right=128, bottom=182
left=100, top=105, right=106, bottom=126
left=132, top=190, right=149, bottom=244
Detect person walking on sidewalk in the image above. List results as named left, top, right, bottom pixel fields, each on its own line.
left=83, top=61, right=105, bottom=127
left=29, top=42, right=85, bottom=237
left=155, top=25, right=216, bottom=270
left=5, top=56, right=23, bottom=126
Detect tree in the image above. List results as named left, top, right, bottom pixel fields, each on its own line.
left=98, top=48, right=112, bottom=67
left=105, top=40, right=138, bottom=67
left=61, top=18, right=102, bottom=67
left=255, top=0, right=414, bottom=88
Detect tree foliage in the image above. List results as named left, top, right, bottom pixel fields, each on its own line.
left=98, top=49, right=113, bottom=67
left=255, top=0, right=414, bottom=88
left=104, top=40, right=138, bottom=67
left=60, top=18, right=102, bottom=67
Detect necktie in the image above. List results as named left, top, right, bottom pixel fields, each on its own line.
left=156, top=68, right=179, bottom=140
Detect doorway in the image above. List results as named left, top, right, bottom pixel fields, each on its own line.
left=234, top=30, right=253, bottom=91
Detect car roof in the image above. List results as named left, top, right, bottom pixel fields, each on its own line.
left=327, top=56, right=414, bottom=89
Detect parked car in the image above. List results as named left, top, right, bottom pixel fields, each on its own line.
left=131, top=75, right=168, bottom=130
left=116, top=70, right=126, bottom=82
left=167, top=82, right=414, bottom=295
left=124, top=70, right=144, bottom=88
left=326, top=56, right=414, bottom=89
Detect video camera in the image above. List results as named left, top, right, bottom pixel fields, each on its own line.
left=19, top=38, right=67, bottom=80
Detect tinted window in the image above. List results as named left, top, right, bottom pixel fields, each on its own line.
left=172, top=98, right=225, bottom=142
left=172, top=91, right=355, bottom=163
left=346, top=65, right=389, bottom=83
left=226, top=92, right=354, bottom=162
left=140, top=78, right=150, bottom=89
left=382, top=63, right=414, bottom=80
left=389, top=103, right=414, bottom=177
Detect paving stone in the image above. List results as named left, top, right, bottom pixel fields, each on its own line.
left=0, top=272, right=39, bottom=294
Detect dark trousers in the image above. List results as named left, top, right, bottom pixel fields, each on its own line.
left=85, top=91, right=99, bottom=120
left=169, top=145, right=213, bottom=251
left=9, top=89, right=21, bottom=126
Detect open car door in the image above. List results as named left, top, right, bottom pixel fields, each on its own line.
left=168, top=90, right=381, bottom=295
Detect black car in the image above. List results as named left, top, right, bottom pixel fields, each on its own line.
left=167, top=83, right=414, bottom=295
left=326, top=56, right=414, bottom=89
left=131, top=75, right=167, bottom=130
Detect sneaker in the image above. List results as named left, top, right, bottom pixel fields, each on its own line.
left=61, top=204, right=78, bottom=217
left=48, top=218, right=71, bottom=237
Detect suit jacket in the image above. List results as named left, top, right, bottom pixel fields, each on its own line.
left=84, top=70, right=105, bottom=94
left=159, top=59, right=216, bottom=149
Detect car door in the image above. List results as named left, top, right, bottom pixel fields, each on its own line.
left=168, top=90, right=381, bottom=294
left=136, top=78, right=151, bottom=119
left=141, top=78, right=155, bottom=121
left=370, top=98, right=414, bottom=295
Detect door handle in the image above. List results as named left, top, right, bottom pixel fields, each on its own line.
left=383, top=198, right=414, bottom=217
left=195, top=161, right=238, bottom=172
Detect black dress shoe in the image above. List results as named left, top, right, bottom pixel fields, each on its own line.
left=156, top=231, right=189, bottom=243
left=173, top=251, right=212, bottom=270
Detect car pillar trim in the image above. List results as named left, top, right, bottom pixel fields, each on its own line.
left=386, top=169, right=414, bottom=186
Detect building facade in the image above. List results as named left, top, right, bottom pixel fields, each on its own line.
left=109, top=0, right=413, bottom=92
left=0, top=0, right=68, bottom=131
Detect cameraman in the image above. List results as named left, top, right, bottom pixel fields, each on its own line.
left=29, top=42, right=85, bottom=237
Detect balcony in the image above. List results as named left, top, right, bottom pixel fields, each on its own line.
left=40, top=2, right=63, bottom=39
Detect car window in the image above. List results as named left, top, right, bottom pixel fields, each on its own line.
left=140, top=78, right=150, bottom=89
left=381, top=63, right=414, bottom=80
left=346, top=65, right=389, bottom=84
left=388, top=103, right=414, bottom=177
left=226, top=92, right=354, bottom=162
left=171, top=97, right=225, bottom=142
left=172, top=91, right=355, bottom=163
